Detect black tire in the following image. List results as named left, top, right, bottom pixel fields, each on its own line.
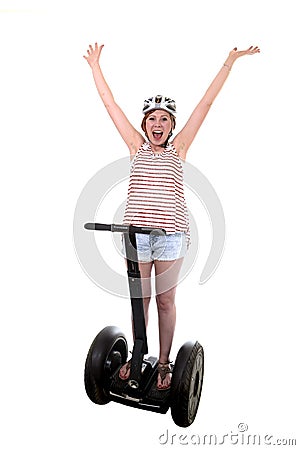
left=84, top=326, right=128, bottom=405
left=171, top=341, right=204, bottom=427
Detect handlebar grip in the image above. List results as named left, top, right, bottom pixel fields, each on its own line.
left=84, top=223, right=166, bottom=235
left=84, top=223, right=111, bottom=231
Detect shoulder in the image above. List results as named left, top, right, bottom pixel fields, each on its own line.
left=169, top=139, right=187, bottom=161
left=130, top=141, right=150, bottom=162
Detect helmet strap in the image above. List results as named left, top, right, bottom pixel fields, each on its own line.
left=153, top=130, right=173, bottom=148
left=163, top=130, right=173, bottom=147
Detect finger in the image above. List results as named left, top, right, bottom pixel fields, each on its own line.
left=98, top=44, right=104, bottom=56
left=249, top=46, right=260, bottom=55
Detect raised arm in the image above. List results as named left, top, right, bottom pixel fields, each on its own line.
left=173, top=46, right=260, bottom=159
left=83, top=43, right=144, bottom=155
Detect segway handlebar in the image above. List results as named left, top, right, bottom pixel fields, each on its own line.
left=84, top=223, right=166, bottom=235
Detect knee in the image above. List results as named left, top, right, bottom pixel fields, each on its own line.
left=156, top=291, right=175, bottom=313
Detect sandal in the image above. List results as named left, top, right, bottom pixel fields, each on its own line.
left=119, top=359, right=131, bottom=380
left=157, top=361, right=172, bottom=390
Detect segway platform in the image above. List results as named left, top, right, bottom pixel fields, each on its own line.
left=109, top=357, right=171, bottom=414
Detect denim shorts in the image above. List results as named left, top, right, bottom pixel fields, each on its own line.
left=122, top=232, right=188, bottom=262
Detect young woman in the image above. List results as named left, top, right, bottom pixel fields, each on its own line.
left=83, top=43, right=260, bottom=389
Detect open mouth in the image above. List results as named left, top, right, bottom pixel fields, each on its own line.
left=152, top=131, right=163, bottom=141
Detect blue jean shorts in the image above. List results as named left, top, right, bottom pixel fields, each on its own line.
left=122, top=232, right=188, bottom=262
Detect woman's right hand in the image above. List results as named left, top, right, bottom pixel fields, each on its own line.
left=83, top=42, right=104, bottom=69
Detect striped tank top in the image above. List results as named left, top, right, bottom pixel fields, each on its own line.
left=123, top=141, right=190, bottom=239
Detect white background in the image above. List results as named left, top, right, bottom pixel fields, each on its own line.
left=1, top=0, right=299, bottom=448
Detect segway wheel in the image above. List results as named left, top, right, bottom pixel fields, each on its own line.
left=84, top=326, right=128, bottom=405
left=171, top=341, right=204, bottom=427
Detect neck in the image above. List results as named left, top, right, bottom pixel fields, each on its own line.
left=149, top=141, right=168, bottom=152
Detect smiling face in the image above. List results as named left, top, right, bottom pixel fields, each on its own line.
left=144, top=110, right=173, bottom=146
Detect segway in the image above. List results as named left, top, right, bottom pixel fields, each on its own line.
left=83, top=222, right=204, bottom=427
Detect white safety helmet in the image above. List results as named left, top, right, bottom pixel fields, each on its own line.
left=142, top=95, right=176, bottom=115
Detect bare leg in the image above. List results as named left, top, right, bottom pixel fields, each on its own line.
left=154, top=258, right=184, bottom=389
left=119, top=261, right=153, bottom=380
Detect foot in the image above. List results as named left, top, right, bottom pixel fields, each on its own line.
left=157, top=361, right=172, bottom=390
left=119, top=359, right=131, bottom=380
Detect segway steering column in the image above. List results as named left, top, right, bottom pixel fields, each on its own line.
left=84, top=223, right=166, bottom=389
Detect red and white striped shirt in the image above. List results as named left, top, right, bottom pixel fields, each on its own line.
left=123, top=142, right=190, bottom=238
